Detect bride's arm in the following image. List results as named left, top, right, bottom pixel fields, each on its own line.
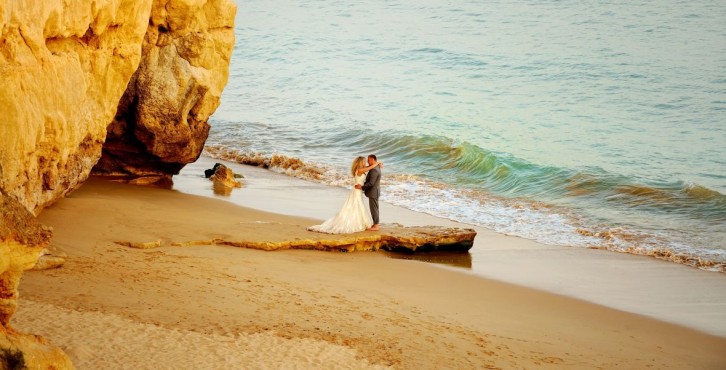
left=355, top=162, right=383, bottom=176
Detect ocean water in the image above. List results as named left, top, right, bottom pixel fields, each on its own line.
left=207, top=0, right=726, bottom=271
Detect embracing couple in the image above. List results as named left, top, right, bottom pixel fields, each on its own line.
left=308, top=154, right=382, bottom=234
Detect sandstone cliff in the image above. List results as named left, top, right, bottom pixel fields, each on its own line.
left=0, top=0, right=236, bottom=366
left=0, top=0, right=236, bottom=211
left=0, top=0, right=154, bottom=215
left=93, top=0, right=236, bottom=183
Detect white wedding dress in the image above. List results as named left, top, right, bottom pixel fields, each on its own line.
left=308, top=174, right=373, bottom=234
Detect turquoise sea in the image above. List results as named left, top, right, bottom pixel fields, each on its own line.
left=207, top=0, right=726, bottom=271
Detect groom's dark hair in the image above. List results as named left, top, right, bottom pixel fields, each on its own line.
left=368, top=154, right=377, bottom=161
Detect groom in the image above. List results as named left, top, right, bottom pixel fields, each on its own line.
left=355, top=154, right=381, bottom=231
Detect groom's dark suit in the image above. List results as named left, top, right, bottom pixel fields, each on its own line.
left=362, top=166, right=381, bottom=225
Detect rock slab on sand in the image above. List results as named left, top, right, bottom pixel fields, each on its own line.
left=119, top=225, right=477, bottom=254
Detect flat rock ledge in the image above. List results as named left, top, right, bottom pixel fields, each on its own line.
left=118, top=225, right=476, bottom=253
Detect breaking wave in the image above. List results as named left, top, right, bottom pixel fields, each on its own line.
left=204, top=143, right=726, bottom=273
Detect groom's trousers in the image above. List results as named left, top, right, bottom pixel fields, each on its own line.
left=369, top=197, right=379, bottom=225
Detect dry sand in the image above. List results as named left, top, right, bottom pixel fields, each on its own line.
left=14, top=300, right=387, bottom=370
left=13, top=165, right=726, bottom=369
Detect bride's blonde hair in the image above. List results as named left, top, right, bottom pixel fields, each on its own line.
left=351, top=156, right=366, bottom=176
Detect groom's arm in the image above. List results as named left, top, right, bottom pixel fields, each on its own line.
left=361, top=170, right=379, bottom=191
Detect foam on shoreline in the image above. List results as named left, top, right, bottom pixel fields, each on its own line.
left=202, top=146, right=725, bottom=273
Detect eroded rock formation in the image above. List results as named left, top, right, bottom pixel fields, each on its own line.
left=0, top=0, right=154, bottom=215
left=0, top=0, right=237, bottom=366
left=93, top=0, right=236, bottom=183
left=0, top=0, right=236, bottom=212
left=0, top=192, right=72, bottom=369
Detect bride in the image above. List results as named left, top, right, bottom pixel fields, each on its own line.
left=307, top=156, right=382, bottom=234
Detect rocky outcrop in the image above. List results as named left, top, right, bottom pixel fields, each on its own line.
left=0, top=1, right=154, bottom=367
left=210, top=164, right=242, bottom=195
left=0, top=192, right=72, bottom=369
left=93, top=0, right=236, bottom=183
left=0, top=0, right=236, bottom=212
left=0, top=0, right=154, bottom=215
left=0, top=0, right=236, bottom=366
left=120, top=225, right=477, bottom=253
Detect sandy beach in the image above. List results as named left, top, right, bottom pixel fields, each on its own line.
left=12, top=157, right=726, bottom=369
